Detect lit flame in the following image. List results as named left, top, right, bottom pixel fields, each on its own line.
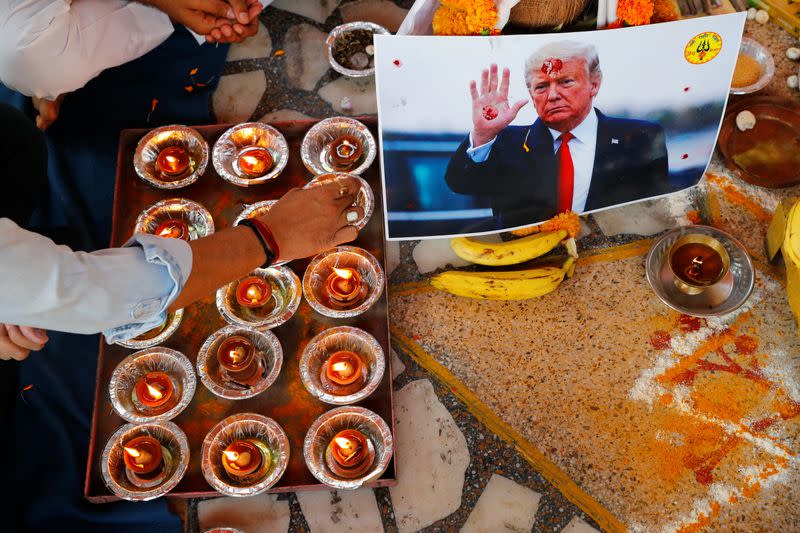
left=334, top=437, right=354, bottom=450
left=246, top=285, right=262, bottom=301
left=158, top=227, right=172, bottom=237
left=165, top=155, right=178, bottom=165
left=145, top=382, right=163, bottom=400
left=331, top=361, right=352, bottom=374
left=332, top=267, right=353, bottom=280
left=124, top=447, right=141, bottom=458
left=229, top=348, right=243, bottom=363
left=241, top=155, right=260, bottom=167
left=223, top=450, right=240, bottom=462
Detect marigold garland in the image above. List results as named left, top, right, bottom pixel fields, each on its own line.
left=433, top=0, right=499, bottom=36
left=617, top=0, right=654, bottom=26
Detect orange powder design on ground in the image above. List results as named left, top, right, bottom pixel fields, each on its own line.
left=643, top=312, right=798, bottom=530
left=705, top=173, right=772, bottom=224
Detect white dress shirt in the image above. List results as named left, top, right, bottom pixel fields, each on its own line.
left=0, top=218, right=192, bottom=343
left=466, top=109, right=600, bottom=213
left=0, top=0, right=174, bottom=99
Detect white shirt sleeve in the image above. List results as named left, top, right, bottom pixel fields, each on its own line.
left=0, top=218, right=192, bottom=343
left=0, top=0, right=174, bottom=99
left=465, top=133, right=497, bottom=163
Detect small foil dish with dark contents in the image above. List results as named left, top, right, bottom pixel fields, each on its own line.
left=115, top=310, right=184, bottom=350
left=213, top=123, right=289, bottom=187
left=196, top=325, right=283, bottom=400
left=326, top=22, right=389, bottom=77
left=303, top=406, right=393, bottom=490
left=202, top=413, right=290, bottom=496
left=135, top=198, right=215, bottom=241
left=303, top=246, right=384, bottom=319
left=301, top=117, right=376, bottom=176
left=217, top=267, right=302, bottom=330
left=108, top=347, right=196, bottom=423
left=299, top=326, right=385, bottom=405
left=304, top=173, right=374, bottom=230
left=134, top=125, right=208, bottom=189
left=101, top=421, right=190, bottom=501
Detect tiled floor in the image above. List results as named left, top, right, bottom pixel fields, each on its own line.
left=197, top=2, right=800, bottom=531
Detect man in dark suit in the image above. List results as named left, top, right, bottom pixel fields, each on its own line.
left=445, top=40, right=671, bottom=230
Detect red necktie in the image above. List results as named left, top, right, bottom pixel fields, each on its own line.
left=556, top=132, right=575, bottom=213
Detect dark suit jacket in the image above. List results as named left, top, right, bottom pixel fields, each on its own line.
left=444, top=109, right=671, bottom=229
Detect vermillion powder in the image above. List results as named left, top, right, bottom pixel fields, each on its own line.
left=732, top=53, right=762, bottom=88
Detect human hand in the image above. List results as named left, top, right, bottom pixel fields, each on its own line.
left=32, top=94, right=65, bottom=131
left=206, top=0, right=262, bottom=44
left=144, top=0, right=242, bottom=35
left=0, top=324, right=48, bottom=361
left=470, top=64, right=529, bottom=147
left=257, top=177, right=364, bottom=262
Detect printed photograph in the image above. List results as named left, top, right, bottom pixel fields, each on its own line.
left=375, top=13, right=745, bottom=240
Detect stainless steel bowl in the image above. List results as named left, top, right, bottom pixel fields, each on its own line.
left=115, top=310, right=184, bottom=350
left=108, top=347, right=196, bottom=423
left=326, top=21, right=389, bottom=78
left=134, top=198, right=215, bottom=240
left=134, top=125, right=208, bottom=189
left=101, top=421, right=190, bottom=501
left=216, top=267, right=302, bottom=330
left=645, top=225, right=754, bottom=317
left=300, top=117, right=376, bottom=176
left=197, top=325, right=283, bottom=400
left=299, top=326, right=385, bottom=405
left=212, top=123, right=289, bottom=186
left=201, top=413, right=290, bottom=496
left=303, top=406, right=393, bottom=490
left=731, top=38, right=775, bottom=95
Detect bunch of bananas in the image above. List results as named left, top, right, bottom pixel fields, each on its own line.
left=431, top=213, right=580, bottom=301
left=768, top=198, right=800, bottom=331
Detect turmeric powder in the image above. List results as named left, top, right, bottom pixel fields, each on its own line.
left=732, top=53, right=763, bottom=88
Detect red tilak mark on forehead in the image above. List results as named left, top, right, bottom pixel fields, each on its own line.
left=482, top=105, right=498, bottom=121
left=541, top=58, right=563, bottom=78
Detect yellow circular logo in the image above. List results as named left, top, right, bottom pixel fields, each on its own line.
left=685, top=32, right=723, bottom=64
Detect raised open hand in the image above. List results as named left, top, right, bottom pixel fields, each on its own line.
left=470, top=64, right=528, bottom=147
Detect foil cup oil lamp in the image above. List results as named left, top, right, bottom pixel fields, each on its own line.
left=101, top=421, right=189, bottom=500
left=645, top=225, right=754, bottom=317
left=303, top=246, right=384, bottom=319
left=109, top=347, right=196, bottom=423
left=201, top=413, right=290, bottom=496
left=300, top=117, right=376, bottom=176
left=326, top=22, right=389, bottom=78
left=304, top=173, right=374, bottom=230
left=299, top=326, right=385, bottom=405
left=197, top=325, right=283, bottom=400
left=303, top=406, right=393, bottom=490
left=134, top=125, right=208, bottom=189
left=115, top=310, right=183, bottom=350
left=217, top=267, right=301, bottom=330
left=135, top=198, right=215, bottom=242
left=212, top=123, right=289, bottom=186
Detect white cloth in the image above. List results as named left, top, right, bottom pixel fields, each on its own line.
left=466, top=109, right=600, bottom=213
left=0, top=0, right=174, bottom=99
left=0, top=218, right=192, bottom=343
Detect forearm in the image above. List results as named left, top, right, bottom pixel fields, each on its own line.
left=169, top=226, right=266, bottom=311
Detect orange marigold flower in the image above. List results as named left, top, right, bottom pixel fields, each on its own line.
left=433, top=0, right=498, bottom=36
left=511, top=211, right=581, bottom=238
left=617, top=0, right=654, bottom=26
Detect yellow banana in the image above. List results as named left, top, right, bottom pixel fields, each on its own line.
left=431, top=257, right=575, bottom=300
left=450, top=229, right=568, bottom=266
left=783, top=200, right=800, bottom=332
